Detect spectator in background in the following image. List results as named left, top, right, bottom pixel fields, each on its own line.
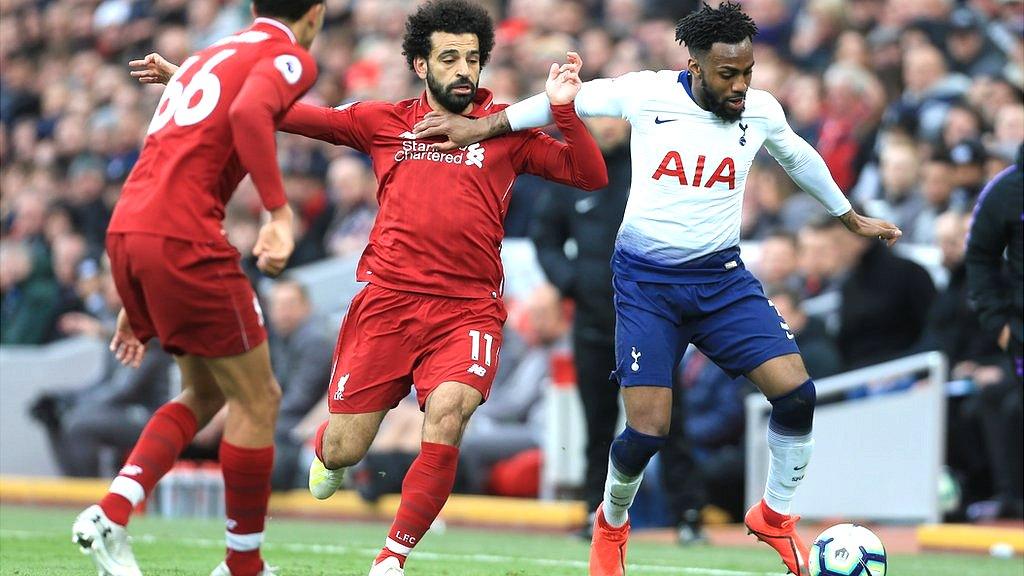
left=887, top=43, right=969, bottom=141
left=816, top=62, right=883, bottom=192
left=673, top=348, right=754, bottom=525
left=946, top=8, right=1008, bottom=78
left=267, top=280, right=332, bottom=490
left=964, top=147, right=1024, bottom=519
left=796, top=215, right=844, bottom=301
left=323, top=155, right=377, bottom=259
left=753, top=230, right=803, bottom=294
left=907, top=155, right=961, bottom=245
left=865, top=137, right=926, bottom=237
left=459, top=282, right=563, bottom=496
left=837, top=215, right=936, bottom=369
left=0, top=240, right=59, bottom=345
left=29, top=268, right=174, bottom=477
left=530, top=115, right=630, bottom=534
left=766, top=287, right=842, bottom=379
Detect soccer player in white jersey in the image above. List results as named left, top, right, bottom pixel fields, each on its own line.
left=414, top=3, right=902, bottom=575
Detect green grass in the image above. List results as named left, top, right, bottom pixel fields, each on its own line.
left=1, top=504, right=1021, bottom=575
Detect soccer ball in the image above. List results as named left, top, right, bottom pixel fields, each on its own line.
left=809, top=523, right=887, bottom=576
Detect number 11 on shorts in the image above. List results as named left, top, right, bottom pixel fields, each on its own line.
left=468, top=329, right=494, bottom=366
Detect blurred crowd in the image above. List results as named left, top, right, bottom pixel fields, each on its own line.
left=2, top=0, right=1023, bottom=522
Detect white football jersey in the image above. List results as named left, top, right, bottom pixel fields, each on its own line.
left=506, top=70, right=851, bottom=267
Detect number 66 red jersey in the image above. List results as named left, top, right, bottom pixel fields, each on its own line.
left=108, top=18, right=317, bottom=243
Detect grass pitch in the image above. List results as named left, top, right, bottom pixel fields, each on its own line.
left=1, top=504, right=1021, bottom=575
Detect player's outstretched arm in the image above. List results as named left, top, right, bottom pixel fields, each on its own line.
left=514, top=54, right=608, bottom=190
left=413, top=51, right=624, bottom=152
left=837, top=209, right=902, bottom=247
left=129, top=53, right=177, bottom=85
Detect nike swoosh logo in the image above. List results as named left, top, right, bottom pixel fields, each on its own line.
left=654, top=116, right=677, bottom=124
left=793, top=464, right=808, bottom=471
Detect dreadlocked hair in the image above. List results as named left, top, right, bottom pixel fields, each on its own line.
left=675, top=2, right=758, bottom=57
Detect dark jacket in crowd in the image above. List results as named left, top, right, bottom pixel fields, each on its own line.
left=269, top=317, right=332, bottom=433
left=795, top=316, right=843, bottom=378
left=966, top=150, right=1024, bottom=345
left=919, top=263, right=1004, bottom=368
left=838, top=242, right=936, bottom=369
left=530, top=144, right=630, bottom=344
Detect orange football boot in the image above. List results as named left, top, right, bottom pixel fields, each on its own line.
left=744, top=501, right=810, bottom=576
left=589, top=503, right=629, bottom=576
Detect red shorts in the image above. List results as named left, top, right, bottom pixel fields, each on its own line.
left=106, top=233, right=266, bottom=357
left=328, top=284, right=507, bottom=413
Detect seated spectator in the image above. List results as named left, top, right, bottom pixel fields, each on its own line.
left=766, top=287, right=842, bottom=378
left=323, top=155, right=377, bottom=258
left=1, top=240, right=59, bottom=345
left=674, top=347, right=756, bottom=523
left=837, top=217, right=936, bottom=369
left=267, top=280, right=333, bottom=490
left=459, top=282, right=564, bottom=496
left=753, top=230, right=803, bottom=294
left=29, top=268, right=173, bottom=476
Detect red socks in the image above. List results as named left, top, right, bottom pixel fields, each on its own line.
left=100, top=402, right=198, bottom=526
left=221, top=441, right=274, bottom=576
left=761, top=499, right=790, bottom=528
left=381, top=442, right=459, bottom=562
left=314, top=419, right=328, bottom=464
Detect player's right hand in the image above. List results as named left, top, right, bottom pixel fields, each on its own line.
left=254, top=219, right=294, bottom=277
left=129, top=52, right=177, bottom=85
left=412, top=111, right=479, bottom=152
left=547, top=51, right=583, bottom=105
left=110, top=308, right=146, bottom=368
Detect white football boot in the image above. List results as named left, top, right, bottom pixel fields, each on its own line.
left=367, top=556, right=404, bottom=576
left=209, top=560, right=277, bottom=575
left=308, top=455, right=344, bottom=500
left=71, top=504, right=142, bottom=576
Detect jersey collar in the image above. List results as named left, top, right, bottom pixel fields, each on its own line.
left=253, top=17, right=297, bottom=45
left=416, top=88, right=495, bottom=118
left=678, top=70, right=698, bottom=103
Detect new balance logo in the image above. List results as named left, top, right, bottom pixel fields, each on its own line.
left=467, top=364, right=487, bottom=377
left=333, top=373, right=350, bottom=401
left=119, top=464, right=143, bottom=477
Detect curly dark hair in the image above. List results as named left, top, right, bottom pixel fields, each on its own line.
left=674, top=2, right=758, bottom=58
left=402, top=0, right=495, bottom=71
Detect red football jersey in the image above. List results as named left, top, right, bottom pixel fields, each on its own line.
left=108, top=18, right=317, bottom=243
left=280, top=90, right=607, bottom=298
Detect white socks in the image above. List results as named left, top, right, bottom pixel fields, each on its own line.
left=763, top=428, right=814, bottom=516
left=602, top=458, right=644, bottom=528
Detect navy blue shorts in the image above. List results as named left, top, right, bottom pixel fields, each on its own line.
left=612, top=248, right=800, bottom=386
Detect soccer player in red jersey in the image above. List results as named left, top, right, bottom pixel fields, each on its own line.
left=133, top=1, right=607, bottom=572
left=72, top=3, right=325, bottom=576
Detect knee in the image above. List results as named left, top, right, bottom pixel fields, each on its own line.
left=234, top=381, right=282, bottom=424
left=610, top=425, right=667, bottom=477
left=322, top=427, right=368, bottom=470
left=628, top=412, right=671, bottom=437
left=424, top=407, right=473, bottom=445
left=768, top=378, right=816, bottom=435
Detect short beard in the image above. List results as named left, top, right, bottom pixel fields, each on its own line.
left=426, top=68, right=477, bottom=114
left=700, top=81, right=743, bottom=123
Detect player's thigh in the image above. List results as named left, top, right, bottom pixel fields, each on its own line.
left=126, top=235, right=267, bottom=357
left=691, top=271, right=804, bottom=389
left=328, top=285, right=419, bottom=414
left=746, top=353, right=810, bottom=399
left=412, top=296, right=505, bottom=409
left=612, top=276, right=687, bottom=388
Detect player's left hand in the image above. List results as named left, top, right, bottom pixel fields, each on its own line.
left=110, top=308, right=146, bottom=368
left=254, top=219, right=294, bottom=277
left=839, top=209, right=902, bottom=247
left=546, top=51, right=583, bottom=105
left=129, top=52, right=177, bottom=85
